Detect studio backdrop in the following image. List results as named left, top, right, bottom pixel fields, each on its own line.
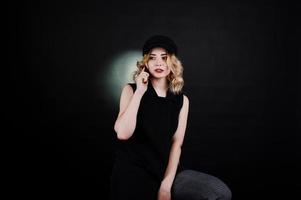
left=12, top=1, right=297, bottom=199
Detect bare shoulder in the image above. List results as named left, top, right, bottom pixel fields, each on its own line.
left=123, top=83, right=134, bottom=91
left=121, top=84, right=134, bottom=97
left=183, top=94, right=189, bottom=102
left=119, top=84, right=134, bottom=106
left=117, top=84, right=135, bottom=116
left=183, top=94, right=189, bottom=107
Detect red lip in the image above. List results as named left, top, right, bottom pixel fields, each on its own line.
left=155, top=69, right=164, bottom=73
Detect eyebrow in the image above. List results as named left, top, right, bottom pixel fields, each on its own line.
left=150, top=53, right=167, bottom=56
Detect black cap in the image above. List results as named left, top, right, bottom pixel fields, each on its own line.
left=142, top=35, right=178, bottom=56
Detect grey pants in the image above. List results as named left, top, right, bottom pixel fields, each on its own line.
left=171, top=170, right=232, bottom=200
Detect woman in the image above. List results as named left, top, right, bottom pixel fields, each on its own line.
left=110, top=35, right=188, bottom=200
left=110, top=35, right=232, bottom=200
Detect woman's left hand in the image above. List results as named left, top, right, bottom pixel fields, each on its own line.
left=157, top=179, right=172, bottom=200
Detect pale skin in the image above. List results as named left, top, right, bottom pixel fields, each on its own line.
left=114, top=47, right=189, bottom=200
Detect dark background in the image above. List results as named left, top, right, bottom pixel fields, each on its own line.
left=11, top=0, right=298, bottom=199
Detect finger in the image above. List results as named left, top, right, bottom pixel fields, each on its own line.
left=142, top=75, right=148, bottom=84
left=142, top=78, right=148, bottom=84
left=141, top=72, right=148, bottom=77
left=141, top=67, right=145, bottom=72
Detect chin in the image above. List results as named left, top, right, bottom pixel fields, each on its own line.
left=151, top=72, right=169, bottom=79
left=153, top=76, right=168, bottom=80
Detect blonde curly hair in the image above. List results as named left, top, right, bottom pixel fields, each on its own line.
left=132, top=52, right=184, bottom=94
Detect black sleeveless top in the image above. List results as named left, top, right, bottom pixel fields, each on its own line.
left=115, top=82, right=184, bottom=182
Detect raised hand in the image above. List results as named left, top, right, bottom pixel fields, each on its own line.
left=135, top=67, right=149, bottom=95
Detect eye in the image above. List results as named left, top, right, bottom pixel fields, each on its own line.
left=149, top=56, right=156, bottom=60
left=162, top=56, right=167, bottom=60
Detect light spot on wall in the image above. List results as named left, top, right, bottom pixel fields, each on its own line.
left=97, top=50, right=142, bottom=105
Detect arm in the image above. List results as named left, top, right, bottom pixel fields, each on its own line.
left=113, top=84, right=145, bottom=140
left=158, top=95, right=189, bottom=200
left=114, top=68, right=149, bottom=140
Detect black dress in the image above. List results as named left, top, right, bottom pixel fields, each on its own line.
left=110, top=82, right=184, bottom=200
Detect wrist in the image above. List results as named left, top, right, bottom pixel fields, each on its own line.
left=161, top=178, right=173, bottom=190
left=134, top=89, right=145, bottom=97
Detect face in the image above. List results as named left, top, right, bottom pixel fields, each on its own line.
left=146, top=47, right=171, bottom=79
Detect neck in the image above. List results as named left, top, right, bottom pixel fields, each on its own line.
left=151, top=78, right=169, bottom=93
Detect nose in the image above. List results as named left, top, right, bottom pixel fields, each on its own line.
left=155, top=59, right=163, bottom=66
